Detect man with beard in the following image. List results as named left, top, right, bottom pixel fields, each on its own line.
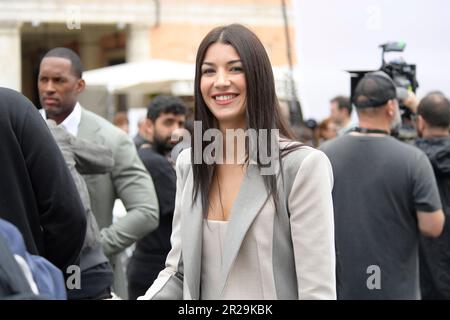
left=321, top=71, right=445, bottom=299
left=127, top=95, right=187, bottom=299
left=415, top=92, right=450, bottom=299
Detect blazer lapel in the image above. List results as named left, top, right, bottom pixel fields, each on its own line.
left=77, top=108, right=101, bottom=140
left=218, top=164, right=270, bottom=296
left=180, top=172, right=203, bottom=300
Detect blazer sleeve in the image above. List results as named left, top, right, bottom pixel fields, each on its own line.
left=288, top=149, right=337, bottom=299
left=138, top=150, right=190, bottom=300
left=99, top=132, right=159, bottom=256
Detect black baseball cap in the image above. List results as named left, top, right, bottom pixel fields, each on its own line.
left=352, top=71, right=408, bottom=108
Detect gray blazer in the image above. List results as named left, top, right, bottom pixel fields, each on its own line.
left=140, top=144, right=336, bottom=300
left=77, top=108, right=159, bottom=256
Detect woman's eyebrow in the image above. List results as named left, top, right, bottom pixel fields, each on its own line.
left=202, top=59, right=242, bottom=66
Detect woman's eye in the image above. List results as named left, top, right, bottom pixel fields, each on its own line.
left=230, top=66, right=243, bottom=72
left=202, top=68, right=215, bottom=75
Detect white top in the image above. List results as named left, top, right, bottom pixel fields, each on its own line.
left=201, top=219, right=228, bottom=300
left=39, top=102, right=82, bottom=136
left=200, top=218, right=267, bottom=299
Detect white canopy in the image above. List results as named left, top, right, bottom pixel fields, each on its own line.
left=82, top=59, right=195, bottom=95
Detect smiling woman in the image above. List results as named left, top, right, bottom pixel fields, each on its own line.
left=139, top=24, right=337, bottom=300
left=200, top=43, right=247, bottom=130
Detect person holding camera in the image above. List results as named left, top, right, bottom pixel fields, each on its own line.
left=321, top=71, right=445, bottom=299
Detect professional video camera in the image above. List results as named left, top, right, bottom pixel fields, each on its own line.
left=349, top=42, right=419, bottom=142
left=379, top=42, right=419, bottom=122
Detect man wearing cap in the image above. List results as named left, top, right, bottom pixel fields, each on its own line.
left=320, top=71, right=445, bottom=299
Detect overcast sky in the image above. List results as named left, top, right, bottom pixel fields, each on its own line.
left=293, top=0, right=450, bottom=121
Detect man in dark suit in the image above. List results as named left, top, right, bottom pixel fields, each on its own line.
left=127, top=95, right=187, bottom=299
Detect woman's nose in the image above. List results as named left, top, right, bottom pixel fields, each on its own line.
left=214, top=69, right=231, bottom=87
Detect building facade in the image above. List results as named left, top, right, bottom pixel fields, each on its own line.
left=0, top=0, right=296, bottom=108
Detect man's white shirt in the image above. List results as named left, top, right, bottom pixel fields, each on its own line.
left=39, top=102, right=82, bottom=137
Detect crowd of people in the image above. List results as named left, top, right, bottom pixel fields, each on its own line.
left=1, top=23, right=449, bottom=300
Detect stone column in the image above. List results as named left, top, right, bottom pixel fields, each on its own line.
left=126, top=24, right=151, bottom=62
left=126, top=24, right=151, bottom=109
left=80, top=30, right=102, bottom=71
left=0, top=21, right=22, bottom=91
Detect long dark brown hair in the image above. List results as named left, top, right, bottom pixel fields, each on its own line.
left=192, top=24, right=300, bottom=217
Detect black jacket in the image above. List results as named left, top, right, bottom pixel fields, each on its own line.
left=416, top=137, right=450, bottom=213
left=0, top=87, right=86, bottom=272
left=132, top=147, right=175, bottom=259
left=415, top=137, right=450, bottom=299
